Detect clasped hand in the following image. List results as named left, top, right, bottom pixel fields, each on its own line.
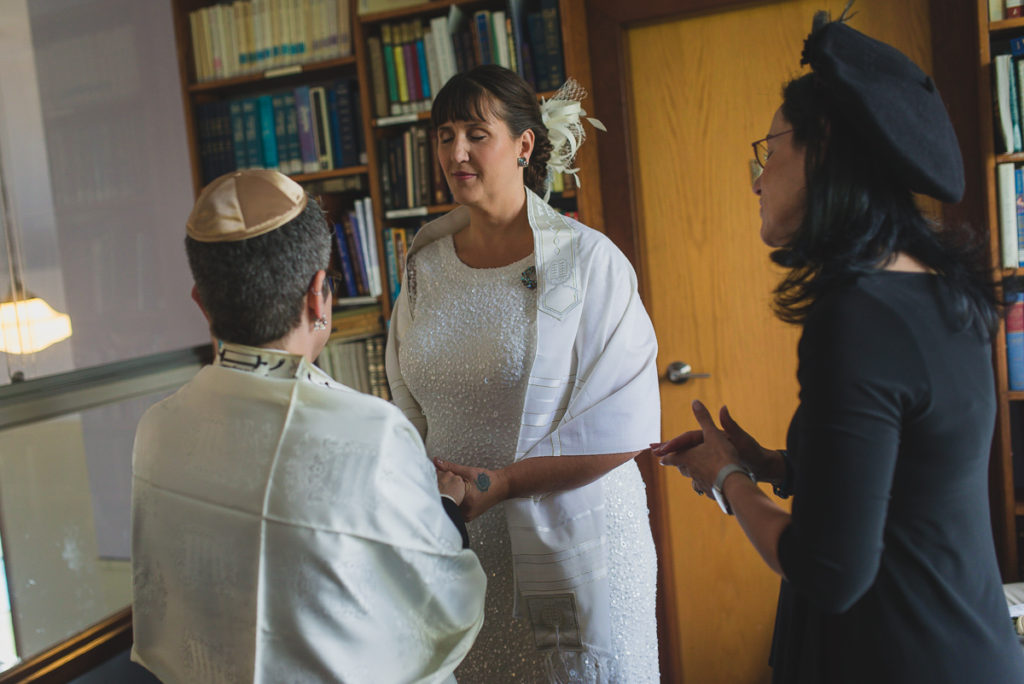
left=652, top=400, right=772, bottom=497
left=434, top=458, right=508, bottom=521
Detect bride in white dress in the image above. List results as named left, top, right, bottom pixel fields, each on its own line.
left=386, top=65, right=660, bottom=683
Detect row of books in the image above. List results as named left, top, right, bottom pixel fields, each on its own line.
left=375, top=122, right=578, bottom=215
left=330, top=196, right=384, bottom=298
left=378, top=125, right=449, bottom=211
left=367, top=0, right=564, bottom=119
left=382, top=225, right=416, bottom=306
left=996, top=163, right=1024, bottom=269
left=189, top=0, right=353, bottom=83
left=994, top=39, right=1024, bottom=155
left=195, top=79, right=365, bottom=185
left=1007, top=282, right=1024, bottom=391
left=317, top=333, right=390, bottom=400
left=376, top=201, right=580, bottom=307
left=990, top=0, right=1024, bottom=21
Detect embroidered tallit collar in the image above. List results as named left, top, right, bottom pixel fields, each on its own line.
left=407, top=189, right=581, bottom=321
left=213, top=341, right=339, bottom=390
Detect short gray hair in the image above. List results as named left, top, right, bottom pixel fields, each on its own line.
left=185, top=197, right=331, bottom=346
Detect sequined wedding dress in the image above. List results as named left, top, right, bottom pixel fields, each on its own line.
left=398, top=236, right=659, bottom=683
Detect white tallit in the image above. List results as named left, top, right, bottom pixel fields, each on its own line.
left=131, top=343, right=485, bottom=683
left=386, top=189, right=660, bottom=669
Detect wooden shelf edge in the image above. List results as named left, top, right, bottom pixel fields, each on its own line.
left=991, top=16, right=1024, bottom=33
left=188, top=55, right=358, bottom=93
left=357, top=0, right=486, bottom=25
left=0, top=607, right=132, bottom=684
left=292, top=166, right=369, bottom=183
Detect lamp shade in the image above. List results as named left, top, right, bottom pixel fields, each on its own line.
left=0, top=296, right=72, bottom=354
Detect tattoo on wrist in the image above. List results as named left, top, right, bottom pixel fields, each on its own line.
left=476, top=473, right=491, bottom=492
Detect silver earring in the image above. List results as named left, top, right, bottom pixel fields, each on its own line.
left=517, top=156, right=528, bottom=167
left=313, top=316, right=328, bottom=332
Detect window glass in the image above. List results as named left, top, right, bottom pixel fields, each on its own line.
left=0, top=0, right=207, bottom=385
left=0, top=388, right=174, bottom=670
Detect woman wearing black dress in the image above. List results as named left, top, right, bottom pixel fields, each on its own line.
left=654, top=9, right=1024, bottom=683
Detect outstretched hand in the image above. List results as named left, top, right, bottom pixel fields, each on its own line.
left=434, top=458, right=508, bottom=521
left=652, top=400, right=741, bottom=495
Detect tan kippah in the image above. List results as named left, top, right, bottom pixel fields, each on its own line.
left=186, top=169, right=308, bottom=242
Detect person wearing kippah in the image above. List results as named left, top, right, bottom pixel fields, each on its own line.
left=654, top=7, right=1024, bottom=683
left=385, top=65, right=660, bottom=682
left=129, top=169, right=485, bottom=683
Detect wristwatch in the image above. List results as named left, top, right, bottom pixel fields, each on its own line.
left=712, top=463, right=756, bottom=515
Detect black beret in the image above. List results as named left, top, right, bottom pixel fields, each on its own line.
left=800, top=12, right=964, bottom=203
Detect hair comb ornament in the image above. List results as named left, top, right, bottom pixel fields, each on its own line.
left=539, top=78, right=606, bottom=201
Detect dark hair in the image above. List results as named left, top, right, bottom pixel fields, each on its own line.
left=184, top=197, right=331, bottom=346
left=770, top=73, right=998, bottom=334
left=431, top=64, right=552, bottom=196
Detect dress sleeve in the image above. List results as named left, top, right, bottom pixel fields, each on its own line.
left=385, top=256, right=428, bottom=439
left=778, top=289, right=923, bottom=613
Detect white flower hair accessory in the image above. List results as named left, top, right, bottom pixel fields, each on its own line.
left=539, top=77, right=606, bottom=201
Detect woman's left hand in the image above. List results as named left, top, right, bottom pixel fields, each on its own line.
left=653, top=400, right=741, bottom=496
left=434, top=458, right=509, bottom=521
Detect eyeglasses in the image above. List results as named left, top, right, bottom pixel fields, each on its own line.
left=312, top=270, right=345, bottom=297
left=751, top=129, right=794, bottom=170
left=325, top=270, right=346, bottom=296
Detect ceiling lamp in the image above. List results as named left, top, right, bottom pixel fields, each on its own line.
left=0, top=157, right=71, bottom=357
left=0, top=291, right=72, bottom=354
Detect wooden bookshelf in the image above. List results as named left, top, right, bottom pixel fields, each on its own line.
left=170, top=0, right=603, bottom=324
left=978, top=0, right=1024, bottom=581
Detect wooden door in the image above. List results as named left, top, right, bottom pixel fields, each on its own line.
left=621, top=1, right=933, bottom=681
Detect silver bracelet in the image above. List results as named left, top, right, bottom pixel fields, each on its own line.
left=712, top=463, right=756, bottom=515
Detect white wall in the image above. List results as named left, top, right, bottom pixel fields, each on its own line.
left=0, top=0, right=212, bottom=669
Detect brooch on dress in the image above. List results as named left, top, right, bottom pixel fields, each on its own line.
left=520, top=266, right=537, bottom=289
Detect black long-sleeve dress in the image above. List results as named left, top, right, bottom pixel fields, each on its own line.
left=770, top=271, right=1024, bottom=683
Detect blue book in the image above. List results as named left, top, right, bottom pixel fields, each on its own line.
left=383, top=228, right=399, bottom=306
left=195, top=101, right=216, bottom=183
left=333, top=80, right=359, bottom=168
left=540, top=0, right=565, bottom=89
left=1010, top=53, right=1023, bottom=152
left=257, top=94, right=278, bottom=170
left=347, top=211, right=370, bottom=294
left=506, top=0, right=530, bottom=83
left=282, top=92, right=302, bottom=174
left=326, top=86, right=345, bottom=168
left=1008, top=292, right=1024, bottom=391
left=212, top=100, right=235, bottom=179
left=474, top=11, right=492, bottom=65
left=351, top=85, right=366, bottom=164
left=293, top=86, right=320, bottom=173
left=228, top=99, right=248, bottom=170
left=332, top=222, right=358, bottom=298
left=271, top=92, right=292, bottom=174
left=415, top=32, right=431, bottom=99
left=240, top=98, right=264, bottom=168
left=526, top=12, right=549, bottom=89
left=1016, top=167, right=1024, bottom=267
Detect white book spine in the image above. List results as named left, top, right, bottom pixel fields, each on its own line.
left=996, top=55, right=1014, bottom=154
left=357, top=197, right=383, bottom=297
left=999, top=162, right=1019, bottom=268
left=492, top=11, right=510, bottom=68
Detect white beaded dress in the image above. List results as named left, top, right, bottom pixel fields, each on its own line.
left=398, top=236, right=659, bottom=683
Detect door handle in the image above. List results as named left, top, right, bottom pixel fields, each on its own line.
left=665, top=361, right=710, bottom=384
